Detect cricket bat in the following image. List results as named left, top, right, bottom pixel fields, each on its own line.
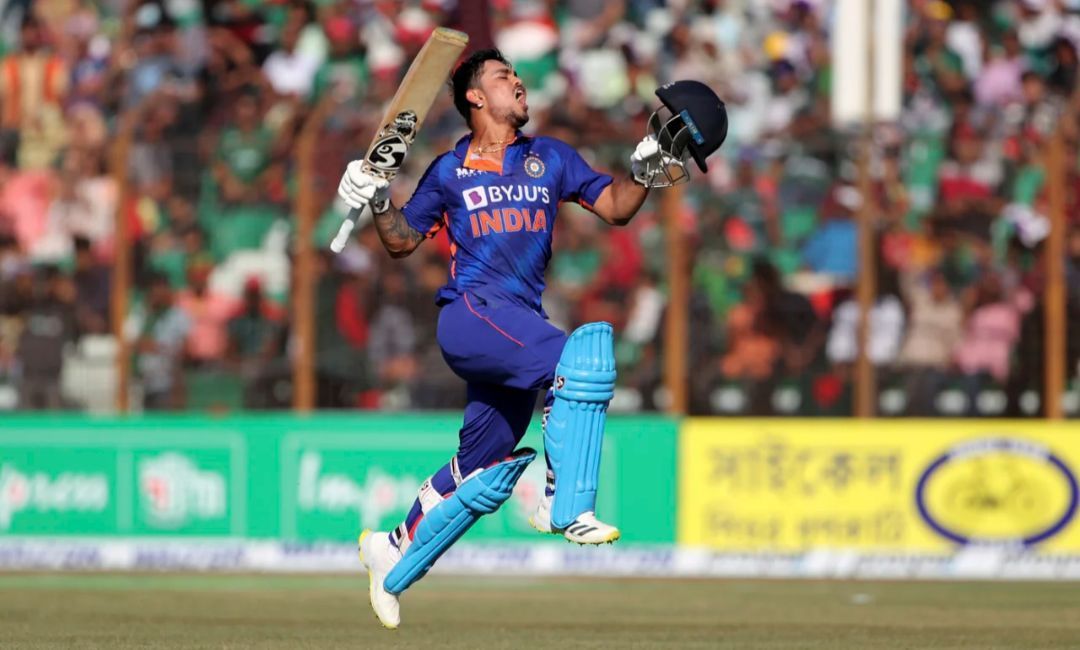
left=330, top=27, right=469, bottom=253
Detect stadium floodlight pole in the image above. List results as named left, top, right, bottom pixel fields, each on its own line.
left=1044, top=117, right=1067, bottom=420
left=833, top=0, right=901, bottom=417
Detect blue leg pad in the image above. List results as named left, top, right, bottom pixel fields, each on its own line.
left=383, top=447, right=536, bottom=594
left=545, top=322, right=615, bottom=530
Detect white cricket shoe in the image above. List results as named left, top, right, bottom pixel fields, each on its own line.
left=562, top=511, right=621, bottom=544
left=528, top=490, right=560, bottom=536
left=529, top=495, right=620, bottom=545
left=358, top=530, right=402, bottom=629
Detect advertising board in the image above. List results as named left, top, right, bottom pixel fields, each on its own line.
left=679, top=419, right=1080, bottom=553
left=0, top=414, right=677, bottom=544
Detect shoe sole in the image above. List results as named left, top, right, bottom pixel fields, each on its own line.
left=527, top=515, right=562, bottom=536
left=533, top=514, right=621, bottom=545
left=358, top=530, right=398, bottom=630
left=565, top=529, right=621, bottom=545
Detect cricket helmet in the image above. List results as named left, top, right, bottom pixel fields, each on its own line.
left=642, top=80, right=728, bottom=187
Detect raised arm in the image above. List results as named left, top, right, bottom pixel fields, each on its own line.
left=372, top=203, right=424, bottom=259
left=337, top=162, right=424, bottom=258
left=338, top=158, right=444, bottom=257
left=591, top=178, right=648, bottom=227
left=586, top=134, right=675, bottom=226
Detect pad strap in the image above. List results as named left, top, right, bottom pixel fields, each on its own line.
left=384, top=448, right=536, bottom=594
left=395, top=456, right=466, bottom=553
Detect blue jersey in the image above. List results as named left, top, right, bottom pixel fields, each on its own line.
left=402, top=133, right=613, bottom=313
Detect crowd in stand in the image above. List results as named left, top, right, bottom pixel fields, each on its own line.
left=0, top=0, right=1077, bottom=415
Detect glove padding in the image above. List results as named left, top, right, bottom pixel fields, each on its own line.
left=338, top=161, right=390, bottom=213
left=630, top=135, right=680, bottom=187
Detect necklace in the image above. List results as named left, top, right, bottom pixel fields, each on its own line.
left=473, top=138, right=513, bottom=155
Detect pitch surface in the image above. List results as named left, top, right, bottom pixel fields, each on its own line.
left=1, top=574, right=1078, bottom=648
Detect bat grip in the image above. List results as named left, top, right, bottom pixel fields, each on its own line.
left=329, top=207, right=362, bottom=253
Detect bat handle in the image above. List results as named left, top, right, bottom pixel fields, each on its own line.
left=330, top=207, right=363, bottom=254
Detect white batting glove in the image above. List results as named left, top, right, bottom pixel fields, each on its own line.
left=337, top=161, right=390, bottom=213
left=630, top=135, right=663, bottom=186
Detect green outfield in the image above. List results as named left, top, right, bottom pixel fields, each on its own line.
left=1, top=574, right=1078, bottom=649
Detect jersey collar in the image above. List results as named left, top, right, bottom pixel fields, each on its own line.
left=454, top=130, right=529, bottom=174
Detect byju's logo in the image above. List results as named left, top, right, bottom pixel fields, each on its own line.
left=139, top=453, right=226, bottom=529
left=462, top=186, right=488, bottom=211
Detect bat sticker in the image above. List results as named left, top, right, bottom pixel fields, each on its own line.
left=367, top=134, right=409, bottom=171
left=366, top=110, right=419, bottom=173
left=393, top=110, right=418, bottom=135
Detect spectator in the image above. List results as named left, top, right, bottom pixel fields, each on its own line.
left=129, top=97, right=177, bottom=204
left=284, top=0, right=327, bottom=68
left=16, top=265, right=77, bottom=409
left=133, top=272, right=190, bottom=410
left=953, top=273, right=1031, bottom=392
left=175, top=257, right=236, bottom=367
left=897, top=268, right=963, bottom=415
left=314, top=252, right=372, bottom=408
left=755, top=260, right=825, bottom=376
left=618, top=264, right=665, bottom=402
left=124, top=15, right=189, bottom=110
left=826, top=267, right=906, bottom=368
left=1047, top=36, right=1079, bottom=96
left=974, top=32, right=1025, bottom=108
left=934, top=122, right=1001, bottom=241
left=212, top=88, right=277, bottom=206
left=719, top=270, right=782, bottom=383
left=368, top=269, right=417, bottom=399
left=0, top=259, right=32, bottom=382
left=0, top=14, right=68, bottom=170
left=263, top=19, right=319, bottom=99
left=32, top=148, right=115, bottom=258
left=763, top=59, right=809, bottom=136
left=310, top=16, right=367, bottom=102
left=801, top=184, right=859, bottom=282
left=909, top=1, right=967, bottom=102
left=720, top=150, right=780, bottom=253
left=226, top=277, right=285, bottom=409
left=71, top=235, right=110, bottom=334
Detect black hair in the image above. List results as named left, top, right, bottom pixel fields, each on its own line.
left=146, top=271, right=172, bottom=290
left=1021, top=69, right=1043, bottom=83
left=750, top=259, right=781, bottom=292
left=451, top=48, right=510, bottom=126
left=289, top=0, right=316, bottom=24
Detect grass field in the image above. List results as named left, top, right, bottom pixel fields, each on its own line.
left=1, top=573, right=1079, bottom=649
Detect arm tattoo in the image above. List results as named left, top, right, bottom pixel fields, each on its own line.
left=373, top=205, right=424, bottom=257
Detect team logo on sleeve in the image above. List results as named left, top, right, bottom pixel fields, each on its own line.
left=524, top=154, right=546, bottom=179
left=462, top=186, right=489, bottom=210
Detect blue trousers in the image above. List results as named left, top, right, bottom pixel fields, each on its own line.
left=392, top=292, right=564, bottom=546
left=439, top=292, right=566, bottom=473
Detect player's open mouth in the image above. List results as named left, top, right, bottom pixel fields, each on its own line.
left=515, top=87, right=527, bottom=108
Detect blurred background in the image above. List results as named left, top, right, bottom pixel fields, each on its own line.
left=0, top=0, right=1079, bottom=589
left=0, top=0, right=1076, bottom=418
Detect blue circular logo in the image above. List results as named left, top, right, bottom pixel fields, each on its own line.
left=524, top=155, right=545, bottom=179
left=915, top=438, right=1079, bottom=547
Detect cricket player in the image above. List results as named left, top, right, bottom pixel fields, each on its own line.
left=337, top=48, right=726, bottom=629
